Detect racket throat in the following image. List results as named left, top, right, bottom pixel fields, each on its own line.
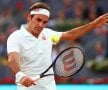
left=40, top=74, right=54, bottom=78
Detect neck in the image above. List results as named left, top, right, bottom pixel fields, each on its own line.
left=31, top=31, right=39, bottom=38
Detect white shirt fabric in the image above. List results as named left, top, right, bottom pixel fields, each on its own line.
left=7, top=24, right=62, bottom=90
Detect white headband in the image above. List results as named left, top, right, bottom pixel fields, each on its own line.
left=30, top=8, right=50, bottom=17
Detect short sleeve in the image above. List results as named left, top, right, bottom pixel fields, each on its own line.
left=7, top=33, right=20, bottom=53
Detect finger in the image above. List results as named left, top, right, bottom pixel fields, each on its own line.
left=27, top=78, right=37, bottom=86
left=24, top=81, right=31, bottom=87
left=33, top=82, right=36, bottom=85
left=23, top=79, right=34, bottom=87
left=105, top=23, right=108, bottom=26
left=30, top=79, right=36, bottom=85
left=103, top=13, right=108, bottom=16
left=29, top=79, right=36, bottom=86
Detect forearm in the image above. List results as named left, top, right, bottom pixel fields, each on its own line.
left=8, top=53, right=35, bottom=86
left=8, top=53, right=21, bottom=75
left=61, top=13, right=108, bottom=41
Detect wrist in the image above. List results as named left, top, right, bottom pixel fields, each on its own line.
left=15, top=71, right=26, bottom=83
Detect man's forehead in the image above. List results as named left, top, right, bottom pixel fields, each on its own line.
left=33, top=14, right=49, bottom=21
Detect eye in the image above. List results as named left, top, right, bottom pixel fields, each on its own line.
left=36, top=18, right=42, bottom=22
left=43, top=21, right=48, bottom=24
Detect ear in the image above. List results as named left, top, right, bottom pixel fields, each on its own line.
left=27, top=14, right=32, bottom=22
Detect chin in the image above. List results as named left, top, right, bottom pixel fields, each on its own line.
left=38, top=29, right=43, bottom=33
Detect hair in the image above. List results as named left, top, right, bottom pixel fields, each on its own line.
left=28, top=2, right=51, bottom=14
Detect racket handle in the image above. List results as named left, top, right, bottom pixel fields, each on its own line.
left=32, top=75, right=40, bottom=82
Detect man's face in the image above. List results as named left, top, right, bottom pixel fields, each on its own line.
left=27, top=14, right=49, bottom=36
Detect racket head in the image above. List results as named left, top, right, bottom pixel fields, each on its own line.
left=53, top=46, right=85, bottom=77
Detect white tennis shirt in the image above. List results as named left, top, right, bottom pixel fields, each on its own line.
left=7, top=24, right=62, bottom=90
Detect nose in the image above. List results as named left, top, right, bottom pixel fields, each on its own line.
left=39, top=22, right=44, bottom=27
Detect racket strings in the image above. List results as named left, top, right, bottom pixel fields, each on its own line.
left=54, top=48, right=84, bottom=77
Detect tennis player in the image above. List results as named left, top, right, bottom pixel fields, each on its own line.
left=7, top=2, right=108, bottom=90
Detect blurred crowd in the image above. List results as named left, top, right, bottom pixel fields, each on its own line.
left=0, top=0, right=108, bottom=84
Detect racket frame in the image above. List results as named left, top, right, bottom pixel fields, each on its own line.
left=40, top=47, right=85, bottom=78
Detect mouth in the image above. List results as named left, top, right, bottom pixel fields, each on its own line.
left=34, top=27, right=43, bottom=34
left=37, top=28, right=42, bottom=32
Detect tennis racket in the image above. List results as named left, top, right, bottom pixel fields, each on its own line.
left=33, top=47, right=85, bottom=80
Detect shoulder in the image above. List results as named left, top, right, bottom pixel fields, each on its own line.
left=8, top=29, right=22, bottom=37
left=7, top=30, right=22, bottom=41
left=43, top=28, right=60, bottom=34
left=44, top=28, right=54, bottom=32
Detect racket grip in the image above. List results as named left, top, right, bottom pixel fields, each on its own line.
left=32, top=75, right=40, bottom=82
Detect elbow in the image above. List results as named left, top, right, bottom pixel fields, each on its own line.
left=8, top=58, right=14, bottom=66
left=62, top=32, right=80, bottom=41
left=68, top=34, right=82, bottom=41
left=64, top=35, right=79, bottom=41
left=8, top=54, right=16, bottom=66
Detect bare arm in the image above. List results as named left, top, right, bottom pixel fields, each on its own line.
left=61, top=13, right=108, bottom=41
left=8, top=52, right=35, bottom=87
left=8, top=52, right=21, bottom=75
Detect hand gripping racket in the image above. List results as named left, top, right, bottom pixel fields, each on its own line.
left=33, top=47, right=85, bottom=80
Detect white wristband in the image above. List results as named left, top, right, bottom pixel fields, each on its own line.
left=15, top=71, right=26, bottom=83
